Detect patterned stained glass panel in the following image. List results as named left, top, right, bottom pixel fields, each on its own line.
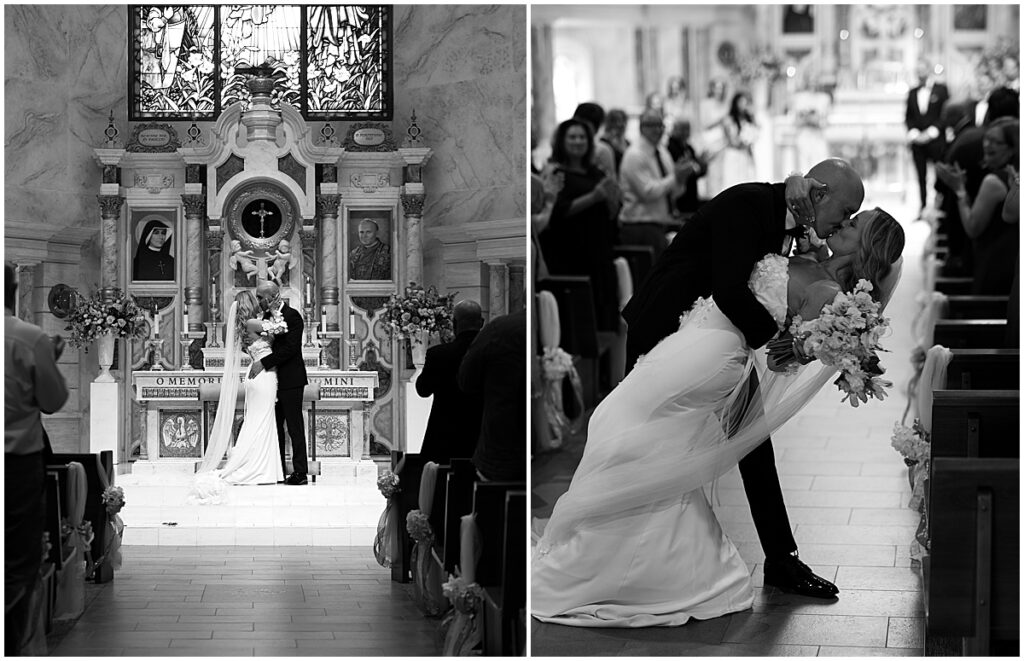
left=133, top=6, right=217, bottom=118
left=306, top=6, right=391, bottom=119
left=131, top=5, right=392, bottom=121
left=220, top=5, right=302, bottom=111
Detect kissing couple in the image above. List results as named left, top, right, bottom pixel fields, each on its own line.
left=533, top=158, right=906, bottom=627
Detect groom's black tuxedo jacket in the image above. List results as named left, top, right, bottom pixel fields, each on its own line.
left=260, top=302, right=309, bottom=390
left=622, top=182, right=787, bottom=357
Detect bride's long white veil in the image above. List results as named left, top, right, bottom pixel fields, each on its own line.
left=196, top=300, right=242, bottom=473
left=538, top=259, right=906, bottom=551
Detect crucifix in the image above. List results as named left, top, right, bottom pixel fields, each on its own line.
left=251, top=201, right=274, bottom=238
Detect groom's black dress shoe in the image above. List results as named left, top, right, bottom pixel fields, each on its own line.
left=763, top=555, right=839, bottom=599
left=284, top=473, right=308, bottom=486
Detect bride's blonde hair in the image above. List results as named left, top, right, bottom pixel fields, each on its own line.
left=234, top=290, right=260, bottom=346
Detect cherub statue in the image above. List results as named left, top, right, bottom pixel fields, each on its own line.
left=267, top=239, right=299, bottom=286
left=228, top=239, right=259, bottom=283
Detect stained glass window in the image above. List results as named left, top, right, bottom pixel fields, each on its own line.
left=130, top=5, right=392, bottom=121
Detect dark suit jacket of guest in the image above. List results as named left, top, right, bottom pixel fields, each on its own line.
left=948, top=126, right=988, bottom=203
left=906, top=83, right=950, bottom=158
left=260, top=303, right=308, bottom=390
left=457, top=310, right=526, bottom=482
left=415, top=330, right=483, bottom=464
left=622, top=182, right=787, bottom=358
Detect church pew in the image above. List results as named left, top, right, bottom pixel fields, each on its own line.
left=613, top=245, right=655, bottom=294
left=930, top=390, right=1019, bottom=459
left=442, top=458, right=478, bottom=574
left=391, top=451, right=425, bottom=583
left=935, top=276, right=974, bottom=296
left=926, top=457, right=1019, bottom=655
left=48, top=452, right=114, bottom=583
left=477, top=485, right=526, bottom=657
left=945, top=349, right=1019, bottom=391
left=428, top=464, right=453, bottom=571
left=43, top=470, right=69, bottom=571
left=536, top=276, right=617, bottom=407
left=942, top=296, right=1010, bottom=320
left=933, top=319, right=1009, bottom=349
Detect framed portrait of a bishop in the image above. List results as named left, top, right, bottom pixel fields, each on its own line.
left=346, top=209, right=394, bottom=282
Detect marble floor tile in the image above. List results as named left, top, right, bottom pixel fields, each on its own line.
left=818, top=645, right=923, bottom=656
left=886, top=617, right=926, bottom=648
left=752, top=587, right=923, bottom=618
left=835, top=566, right=923, bottom=592
left=722, top=612, right=888, bottom=647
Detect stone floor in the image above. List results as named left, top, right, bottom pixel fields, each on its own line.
left=48, top=546, right=439, bottom=656
left=531, top=203, right=929, bottom=656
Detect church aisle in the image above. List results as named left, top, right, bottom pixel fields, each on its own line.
left=531, top=201, right=927, bottom=656
left=50, top=546, right=438, bottom=656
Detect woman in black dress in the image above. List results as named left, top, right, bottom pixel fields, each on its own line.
left=937, top=117, right=1019, bottom=295
left=539, top=118, right=620, bottom=330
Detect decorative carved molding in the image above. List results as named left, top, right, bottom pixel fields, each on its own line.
left=322, top=163, right=337, bottom=183
left=351, top=296, right=389, bottom=316
left=204, top=228, right=223, bottom=250
left=183, top=286, right=203, bottom=306
left=342, top=122, right=397, bottom=152
left=47, top=284, right=80, bottom=319
left=185, top=163, right=203, bottom=184
left=125, top=122, right=181, bottom=153
left=97, top=195, right=124, bottom=218
left=102, top=164, right=119, bottom=184
left=400, top=193, right=425, bottom=216
left=216, top=154, right=245, bottom=193
left=316, top=194, right=340, bottom=218
left=350, top=172, right=391, bottom=192
left=181, top=193, right=206, bottom=217
left=135, top=173, right=174, bottom=194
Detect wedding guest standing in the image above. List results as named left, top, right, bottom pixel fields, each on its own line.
left=573, top=102, right=618, bottom=178
left=415, top=300, right=484, bottom=465
left=600, top=108, right=630, bottom=176
left=936, top=118, right=1020, bottom=295
left=666, top=118, right=709, bottom=216
left=5, top=263, right=69, bottom=656
left=458, top=309, right=526, bottom=483
left=905, top=61, right=949, bottom=216
left=538, top=118, right=619, bottom=331
left=718, top=91, right=760, bottom=192
left=619, top=110, right=694, bottom=258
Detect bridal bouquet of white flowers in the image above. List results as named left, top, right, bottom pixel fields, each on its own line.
left=786, top=279, right=892, bottom=407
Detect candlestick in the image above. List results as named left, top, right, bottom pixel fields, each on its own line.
left=349, top=311, right=356, bottom=338
left=320, top=307, right=327, bottom=335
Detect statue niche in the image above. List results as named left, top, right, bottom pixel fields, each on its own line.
left=228, top=236, right=298, bottom=287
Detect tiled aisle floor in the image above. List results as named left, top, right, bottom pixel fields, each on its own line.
left=50, top=546, right=438, bottom=656
left=531, top=205, right=928, bottom=656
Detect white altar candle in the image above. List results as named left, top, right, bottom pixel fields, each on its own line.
left=349, top=311, right=356, bottom=338
left=183, top=311, right=189, bottom=331
left=305, top=276, right=313, bottom=302
left=321, top=307, right=327, bottom=335
left=150, top=311, right=158, bottom=339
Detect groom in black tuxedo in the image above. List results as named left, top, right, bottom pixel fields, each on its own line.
left=251, top=281, right=309, bottom=485
left=621, top=158, right=864, bottom=599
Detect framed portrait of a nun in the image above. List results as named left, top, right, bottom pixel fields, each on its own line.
left=131, top=210, right=177, bottom=282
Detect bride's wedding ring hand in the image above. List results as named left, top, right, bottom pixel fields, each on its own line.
left=784, top=175, right=825, bottom=225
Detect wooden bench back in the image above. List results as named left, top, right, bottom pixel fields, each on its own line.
left=472, top=481, right=525, bottom=587
left=943, top=296, right=1010, bottom=320
left=934, top=320, right=1009, bottom=349
left=931, top=390, right=1019, bottom=459
left=945, top=349, right=1019, bottom=390
left=935, top=277, right=974, bottom=296
left=537, top=276, right=600, bottom=357
left=613, top=245, right=655, bottom=292
left=928, top=458, right=1019, bottom=642
left=48, top=452, right=113, bottom=569
left=442, top=458, right=478, bottom=573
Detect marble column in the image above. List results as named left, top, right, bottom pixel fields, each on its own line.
left=97, top=195, right=123, bottom=291
left=317, top=194, right=340, bottom=368
left=182, top=194, right=205, bottom=332
left=205, top=227, right=223, bottom=347
left=400, top=193, right=425, bottom=286
left=14, top=262, right=37, bottom=324
left=508, top=263, right=526, bottom=313
left=487, top=261, right=508, bottom=320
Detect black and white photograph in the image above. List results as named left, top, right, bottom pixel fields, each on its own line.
left=531, top=3, right=1019, bottom=656
left=5, top=3, right=526, bottom=656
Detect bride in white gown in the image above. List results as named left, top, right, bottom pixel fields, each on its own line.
left=188, top=292, right=283, bottom=503
left=532, top=209, right=905, bottom=627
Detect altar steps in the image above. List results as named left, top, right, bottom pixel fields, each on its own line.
left=117, top=461, right=387, bottom=547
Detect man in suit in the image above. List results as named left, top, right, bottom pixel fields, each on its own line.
left=621, top=158, right=864, bottom=599
left=249, top=281, right=309, bottom=485
left=905, top=61, right=949, bottom=215
left=416, top=300, right=485, bottom=464
left=458, top=309, right=526, bottom=483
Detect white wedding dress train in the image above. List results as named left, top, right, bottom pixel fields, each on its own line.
left=533, top=255, right=799, bottom=627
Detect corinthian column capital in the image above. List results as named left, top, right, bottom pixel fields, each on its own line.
left=97, top=195, right=124, bottom=218
left=181, top=193, right=206, bottom=217
left=400, top=193, right=425, bottom=217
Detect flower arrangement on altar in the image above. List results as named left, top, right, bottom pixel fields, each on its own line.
left=376, top=470, right=400, bottom=499
left=383, top=283, right=456, bottom=344
left=406, top=509, right=433, bottom=544
left=65, top=289, right=148, bottom=349
left=975, top=38, right=1020, bottom=89
left=776, top=279, right=892, bottom=406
